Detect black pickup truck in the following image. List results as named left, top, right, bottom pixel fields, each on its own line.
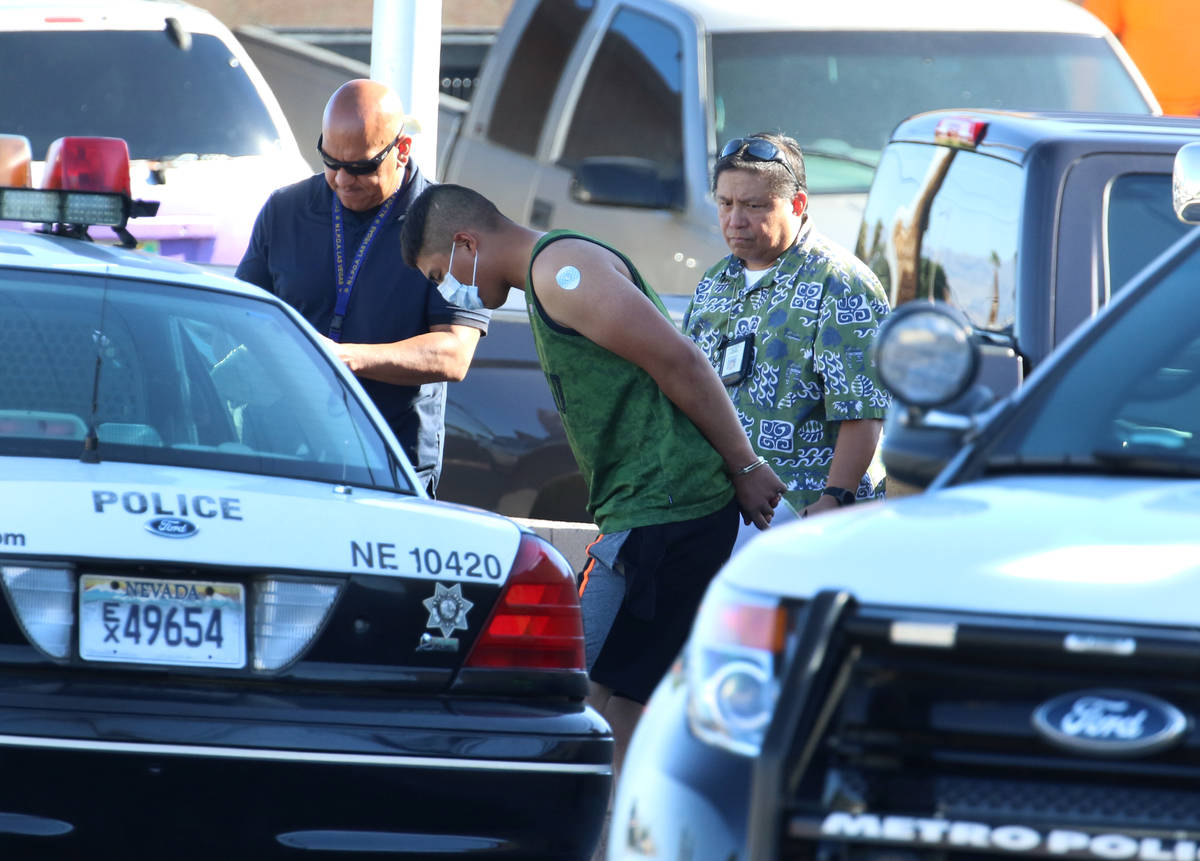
left=856, top=109, right=1199, bottom=397
left=438, top=109, right=1200, bottom=521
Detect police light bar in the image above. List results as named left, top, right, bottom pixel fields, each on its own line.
left=0, top=187, right=129, bottom=226
left=934, top=117, right=988, bottom=149
left=0, top=134, right=158, bottom=238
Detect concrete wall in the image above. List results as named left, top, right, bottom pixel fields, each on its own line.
left=188, top=0, right=513, bottom=29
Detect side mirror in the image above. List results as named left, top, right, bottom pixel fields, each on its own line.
left=875, top=302, right=990, bottom=488
left=1173, top=141, right=1200, bottom=224
left=568, top=157, right=684, bottom=211
left=876, top=301, right=979, bottom=408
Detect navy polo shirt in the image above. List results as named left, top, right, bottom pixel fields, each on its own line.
left=235, top=165, right=489, bottom=488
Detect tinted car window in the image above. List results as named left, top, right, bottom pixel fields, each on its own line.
left=560, top=6, right=684, bottom=177
left=0, top=271, right=405, bottom=490
left=711, top=31, right=1150, bottom=194
left=0, top=31, right=282, bottom=159
left=858, top=142, right=1021, bottom=333
left=1105, top=173, right=1193, bottom=296
left=487, top=0, right=594, bottom=155
left=989, top=232, right=1200, bottom=463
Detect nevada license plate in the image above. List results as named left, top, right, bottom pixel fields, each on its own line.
left=79, top=575, right=246, bottom=668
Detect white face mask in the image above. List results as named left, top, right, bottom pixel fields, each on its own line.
left=436, top=240, right=485, bottom=310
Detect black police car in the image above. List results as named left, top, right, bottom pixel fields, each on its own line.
left=0, top=134, right=610, bottom=858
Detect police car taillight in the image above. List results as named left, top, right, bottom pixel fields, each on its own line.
left=685, top=579, right=789, bottom=757
left=464, top=533, right=586, bottom=671
left=0, top=134, right=158, bottom=233
left=934, top=117, right=988, bottom=149
left=1, top=565, right=75, bottom=660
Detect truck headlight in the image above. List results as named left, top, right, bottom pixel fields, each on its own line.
left=685, top=579, right=789, bottom=757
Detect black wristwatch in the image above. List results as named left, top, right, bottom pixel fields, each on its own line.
left=821, top=486, right=856, bottom=507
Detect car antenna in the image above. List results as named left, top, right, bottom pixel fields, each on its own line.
left=80, top=282, right=113, bottom=464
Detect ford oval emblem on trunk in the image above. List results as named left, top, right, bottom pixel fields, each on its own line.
left=145, top=517, right=199, bottom=539
left=1032, top=689, right=1188, bottom=756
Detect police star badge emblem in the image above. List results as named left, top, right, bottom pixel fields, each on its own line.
left=422, top=582, right=474, bottom=639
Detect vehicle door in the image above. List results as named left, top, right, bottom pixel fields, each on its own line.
left=1052, top=151, right=1193, bottom=348
left=441, top=0, right=596, bottom=227
left=528, top=1, right=722, bottom=297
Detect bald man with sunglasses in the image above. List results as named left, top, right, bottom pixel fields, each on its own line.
left=237, top=80, right=489, bottom=494
left=683, top=132, right=891, bottom=516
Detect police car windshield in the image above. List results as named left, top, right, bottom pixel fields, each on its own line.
left=0, top=270, right=408, bottom=491
left=710, top=31, right=1151, bottom=194
left=985, top=229, right=1200, bottom=472
left=0, top=31, right=281, bottom=160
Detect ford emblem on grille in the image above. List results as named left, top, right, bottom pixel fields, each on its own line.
left=1032, top=689, right=1188, bottom=756
left=145, top=517, right=199, bottom=539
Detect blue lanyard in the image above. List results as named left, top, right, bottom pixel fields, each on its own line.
left=329, top=191, right=399, bottom=342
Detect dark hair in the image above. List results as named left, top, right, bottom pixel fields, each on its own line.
left=711, top=131, right=806, bottom=198
left=400, top=183, right=504, bottom=268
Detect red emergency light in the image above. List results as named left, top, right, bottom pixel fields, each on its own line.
left=934, top=117, right=988, bottom=150
left=42, top=136, right=132, bottom=197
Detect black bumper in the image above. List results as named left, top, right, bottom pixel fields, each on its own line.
left=0, top=675, right=611, bottom=859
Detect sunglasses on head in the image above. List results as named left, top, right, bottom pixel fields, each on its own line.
left=718, top=137, right=800, bottom=188
left=316, top=131, right=402, bottom=176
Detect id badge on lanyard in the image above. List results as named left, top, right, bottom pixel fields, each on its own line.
left=718, top=332, right=755, bottom=386
left=329, top=192, right=398, bottom=342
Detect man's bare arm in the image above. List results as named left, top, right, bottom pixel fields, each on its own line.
left=532, top=240, right=785, bottom=527
left=802, top=418, right=883, bottom=516
left=321, top=323, right=482, bottom=384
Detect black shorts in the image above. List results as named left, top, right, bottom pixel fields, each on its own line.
left=579, top=498, right=739, bottom=704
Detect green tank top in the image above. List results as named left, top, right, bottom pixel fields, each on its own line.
left=526, top=230, right=734, bottom=533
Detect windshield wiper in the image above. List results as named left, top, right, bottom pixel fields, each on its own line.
left=984, top=453, right=1110, bottom=475
left=984, top=449, right=1200, bottom=478
left=1090, top=446, right=1200, bottom=478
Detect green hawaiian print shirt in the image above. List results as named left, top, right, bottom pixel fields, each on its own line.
left=683, top=221, right=891, bottom=510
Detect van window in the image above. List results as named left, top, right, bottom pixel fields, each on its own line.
left=1105, top=173, right=1194, bottom=297
left=858, top=142, right=1021, bottom=333
left=712, top=31, right=1150, bottom=194
left=1, top=31, right=282, bottom=160
left=487, top=0, right=594, bottom=156
left=560, top=7, right=684, bottom=179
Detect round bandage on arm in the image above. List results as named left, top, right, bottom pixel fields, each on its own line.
left=555, top=265, right=581, bottom=290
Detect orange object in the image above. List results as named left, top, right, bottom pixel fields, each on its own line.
left=1084, top=0, right=1200, bottom=116
left=0, top=135, right=33, bottom=188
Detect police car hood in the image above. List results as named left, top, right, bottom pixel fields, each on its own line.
left=0, top=458, right=522, bottom=577
left=724, top=475, right=1200, bottom=627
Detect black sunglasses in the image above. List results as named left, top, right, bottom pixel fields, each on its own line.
left=718, top=137, right=800, bottom=188
left=316, top=132, right=402, bottom=176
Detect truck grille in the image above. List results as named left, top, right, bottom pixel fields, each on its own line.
left=754, top=593, right=1200, bottom=860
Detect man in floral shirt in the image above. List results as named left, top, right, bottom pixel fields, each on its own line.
left=684, top=132, right=891, bottom=516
